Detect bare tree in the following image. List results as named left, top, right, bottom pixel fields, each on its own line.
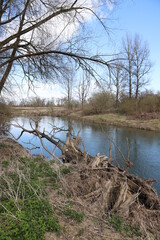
left=62, top=70, right=74, bottom=109
left=110, top=61, right=126, bottom=107
left=132, top=34, right=152, bottom=99
left=122, top=34, right=152, bottom=99
left=122, top=34, right=134, bottom=99
left=0, top=0, right=115, bottom=95
left=77, top=72, right=90, bottom=109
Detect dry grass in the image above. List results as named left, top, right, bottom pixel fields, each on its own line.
left=45, top=158, right=160, bottom=240
left=12, top=106, right=66, bottom=116
left=0, top=138, right=159, bottom=240
left=11, top=107, right=160, bottom=131
left=83, top=113, right=160, bottom=131
left=0, top=137, right=31, bottom=162
left=45, top=165, right=134, bottom=240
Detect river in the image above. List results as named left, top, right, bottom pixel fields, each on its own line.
left=3, top=116, right=160, bottom=194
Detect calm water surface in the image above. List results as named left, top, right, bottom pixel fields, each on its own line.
left=8, top=116, right=160, bottom=194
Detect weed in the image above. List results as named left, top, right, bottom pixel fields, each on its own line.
left=60, top=165, right=71, bottom=175
left=66, top=192, right=72, bottom=198
left=2, top=160, right=9, bottom=168
left=0, top=142, right=6, bottom=148
left=0, top=156, right=61, bottom=239
left=65, top=201, right=74, bottom=208
left=109, top=215, right=141, bottom=237
left=9, top=144, right=14, bottom=149
left=63, top=208, right=84, bottom=223
left=0, top=199, right=61, bottom=240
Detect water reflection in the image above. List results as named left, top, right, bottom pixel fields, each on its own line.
left=8, top=116, right=160, bottom=194
left=0, top=117, right=11, bottom=136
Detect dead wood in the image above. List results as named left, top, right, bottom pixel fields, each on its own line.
left=62, top=154, right=160, bottom=239
left=10, top=122, right=160, bottom=239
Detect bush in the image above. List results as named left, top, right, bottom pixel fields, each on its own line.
left=118, top=99, right=138, bottom=115
left=83, top=91, right=115, bottom=115
left=59, top=97, right=80, bottom=109
left=138, top=94, right=160, bottom=113
left=118, top=93, right=160, bottom=115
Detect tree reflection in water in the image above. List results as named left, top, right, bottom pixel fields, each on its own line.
left=0, top=116, right=10, bottom=136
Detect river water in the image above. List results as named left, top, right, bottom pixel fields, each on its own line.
left=5, top=116, right=160, bottom=194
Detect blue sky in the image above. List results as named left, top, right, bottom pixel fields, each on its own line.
left=11, top=0, right=160, bottom=101
left=107, top=0, right=160, bottom=92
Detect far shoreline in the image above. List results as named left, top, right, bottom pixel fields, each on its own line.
left=11, top=106, right=160, bottom=132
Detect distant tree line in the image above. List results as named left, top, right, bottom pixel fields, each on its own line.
left=18, top=97, right=55, bottom=107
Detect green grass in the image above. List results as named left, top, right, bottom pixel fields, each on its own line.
left=0, top=156, right=61, bottom=240
left=2, top=160, right=9, bottom=168
left=63, top=208, right=84, bottom=223
left=109, top=215, right=141, bottom=237
left=60, top=165, right=71, bottom=175
left=0, top=142, right=6, bottom=148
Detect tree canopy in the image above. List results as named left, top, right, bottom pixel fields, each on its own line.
left=0, top=0, right=115, bottom=94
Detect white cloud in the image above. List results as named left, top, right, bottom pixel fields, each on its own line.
left=0, top=0, right=114, bottom=46
left=106, top=0, right=115, bottom=11
left=7, top=82, right=64, bottom=104
left=1, top=0, right=115, bottom=101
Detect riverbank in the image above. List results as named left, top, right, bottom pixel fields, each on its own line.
left=12, top=106, right=160, bottom=131
left=81, top=113, right=160, bottom=131
left=0, top=138, right=142, bottom=240
left=11, top=106, right=68, bottom=116
left=0, top=137, right=160, bottom=239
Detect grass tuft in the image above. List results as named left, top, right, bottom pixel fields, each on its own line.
left=63, top=208, right=84, bottom=223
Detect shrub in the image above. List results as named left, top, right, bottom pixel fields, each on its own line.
left=118, top=93, right=160, bottom=115
left=83, top=91, right=115, bottom=115
left=139, top=94, right=160, bottom=113
left=118, top=99, right=138, bottom=115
